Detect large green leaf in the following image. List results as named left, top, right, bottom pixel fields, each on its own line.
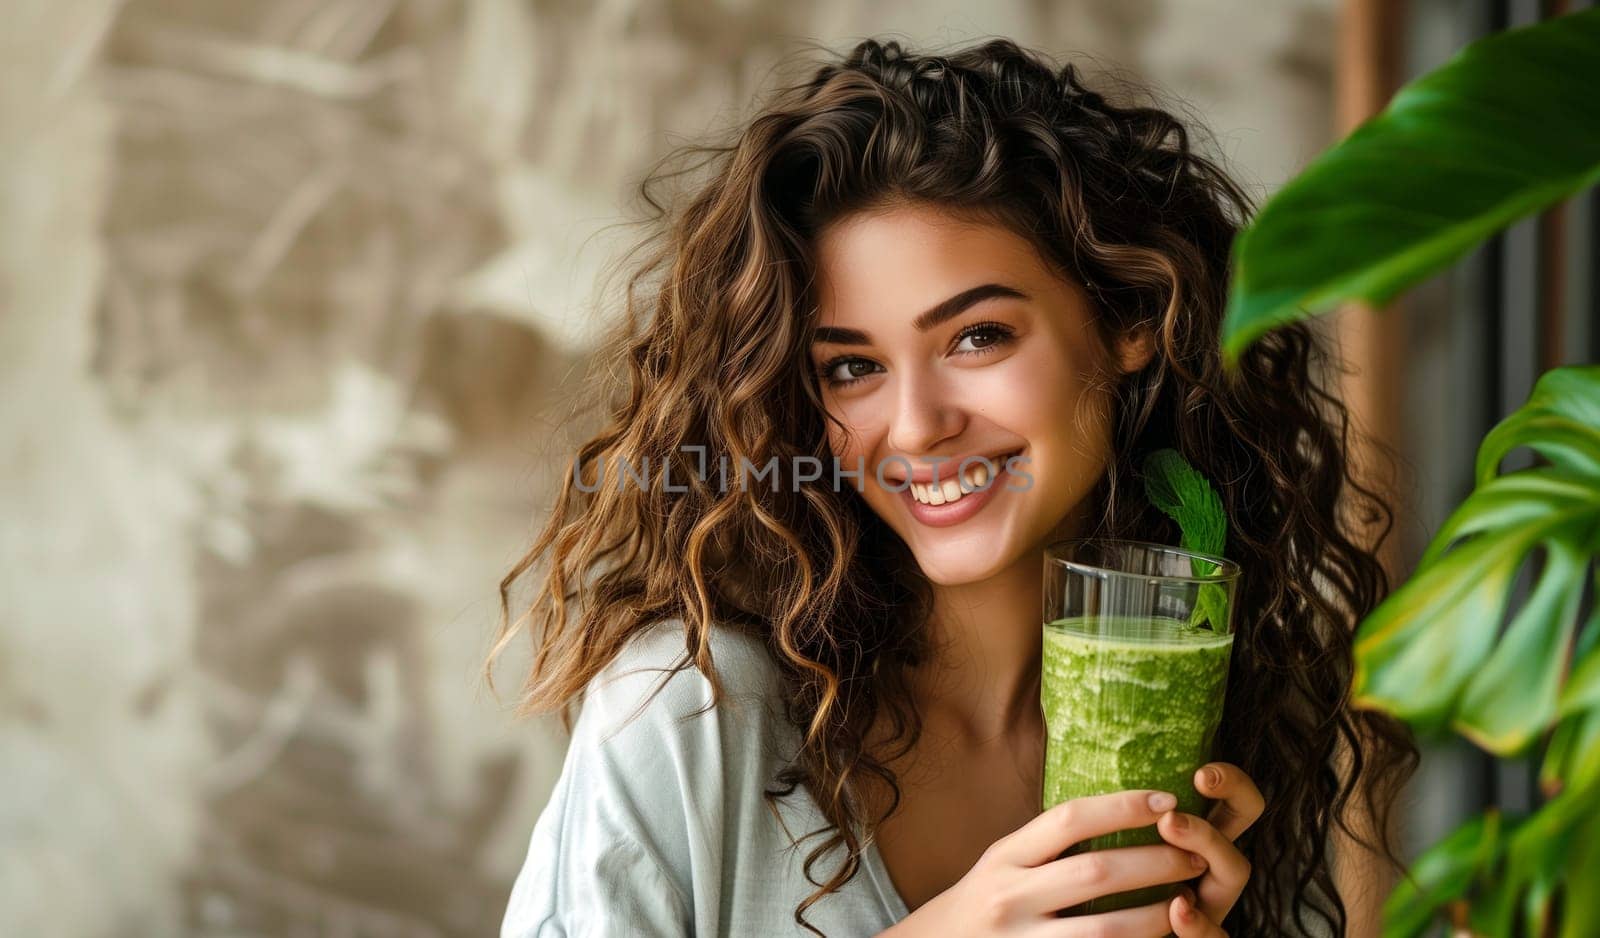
left=1563, top=808, right=1600, bottom=938
left=1452, top=526, right=1589, bottom=752
left=1381, top=813, right=1492, bottom=938
left=1351, top=469, right=1597, bottom=737
left=1500, top=785, right=1591, bottom=937
left=1357, top=365, right=1600, bottom=934
left=1418, top=470, right=1597, bottom=567
left=1477, top=366, right=1600, bottom=484
left=1507, top=810, right=1571, bottom=938
left=1557, top=598, right=1600, bottom=721
left=1542, top=705, right=1600, bottom=798
left=1354, top=365, right=1600, bottom=751
left=1220, top=10, right=1600, bottom=361
left=1352, top=515, right=1532, bottom=729
left=1381, top=811, right=1501, bottom=938
left=1393, top=780, right=1600, bottom=938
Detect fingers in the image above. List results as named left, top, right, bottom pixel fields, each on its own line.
left=997, top=790, right=1180, bottom=867
left=1156, top=810, right=1251, bottom=924
left=1036, top=896, right=1174, bottom=937
left=1195, top=762, right=1265, bottom=842
left=1025, top=844, right=1204, bottom=915
left=1169, top=886, right=1229, bottom=937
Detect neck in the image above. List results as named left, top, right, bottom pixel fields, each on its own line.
left=909, top=550, right=1044, bottom=744
left=905, top=501, right=1093, bottom=744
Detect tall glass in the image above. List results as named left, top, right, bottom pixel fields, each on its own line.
left=1040, top=538, right=1241, bottom=913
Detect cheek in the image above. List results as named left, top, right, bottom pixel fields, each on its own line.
left=819, top=387, right=883, bottom=444
left=990, top=347, right=1119, bottom=518
left=822, top=403, right=868, bottom=461
left=974, top=342, right=1104, bottom=440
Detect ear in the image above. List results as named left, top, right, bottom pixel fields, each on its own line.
left=1112, top=327, right=1156, bottom=374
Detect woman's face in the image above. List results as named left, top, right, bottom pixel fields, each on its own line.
left=810, top=202, right=1152, bottom=585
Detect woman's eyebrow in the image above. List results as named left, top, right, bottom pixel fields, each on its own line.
left=810, top=282, right=1030, bottom=346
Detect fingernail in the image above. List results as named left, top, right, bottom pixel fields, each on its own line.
left=1177, top=893, right=1195, bottom=921
left=1148, top=791, right=1178, bottom=812
left=1204, top=766, right=1223, bottom=788
left=1170, top=812, right=1190, bottom=831
left=1190, top=851, right=1207, bottom=870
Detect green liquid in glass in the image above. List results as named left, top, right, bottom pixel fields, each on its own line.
left=1040, top=615, right=1234, bottom=913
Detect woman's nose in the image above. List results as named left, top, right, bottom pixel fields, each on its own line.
left=885, top=367, right=967, bottom=457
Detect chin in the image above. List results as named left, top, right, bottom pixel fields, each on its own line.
left=908, top=543, right=1018, bottom=586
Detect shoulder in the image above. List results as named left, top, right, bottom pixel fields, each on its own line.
left=601, top=616, right=776, bottom=686
left=574, top=616, right=785, bottom=756
left=551, top=617, right=791, bottom=884
left=500, top=622, right=800, bottom=935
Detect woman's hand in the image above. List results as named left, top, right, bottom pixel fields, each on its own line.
left=876, top=788, right=1212, bottom=937
left=1156, top=761, right=1266, bottom=937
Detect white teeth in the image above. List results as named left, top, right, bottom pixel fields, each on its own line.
left=904, top=455, right=1013, bottom=507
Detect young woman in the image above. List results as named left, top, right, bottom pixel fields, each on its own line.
left=491, top=37, right=1417, bottom=938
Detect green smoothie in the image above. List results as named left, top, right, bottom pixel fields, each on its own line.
left=1040, top=615, right=1234, bottom=913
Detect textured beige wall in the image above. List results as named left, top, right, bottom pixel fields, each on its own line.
left=0, top=1, right=1334, bottom=935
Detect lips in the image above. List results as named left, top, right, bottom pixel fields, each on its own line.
left=895, top=454, right=1016, bottom=528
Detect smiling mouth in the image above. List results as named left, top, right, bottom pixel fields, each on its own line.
left=901, top=449, right=1021, bottom=506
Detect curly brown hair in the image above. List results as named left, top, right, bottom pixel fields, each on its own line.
left=488, top=36, right=1419, bottom=937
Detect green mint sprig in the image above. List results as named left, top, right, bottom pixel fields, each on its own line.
left=1140, top=448, right=1230, bottom=632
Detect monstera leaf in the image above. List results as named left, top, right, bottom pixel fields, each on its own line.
left=1219, top=8, right=1600, bottom=361
left=1475, top=365, right=1600, bottom=486
left=1357, top=367, right=1600, bottom=938
left=1353, top=366, right=1600, bottom=753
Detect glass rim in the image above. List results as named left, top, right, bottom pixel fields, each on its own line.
left=1044, top=536, right=1242, bottom=584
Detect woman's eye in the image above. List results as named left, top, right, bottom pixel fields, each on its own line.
left=953, top=322, right=1015, bottom=354
left=820, top=358, right=881, bottom=386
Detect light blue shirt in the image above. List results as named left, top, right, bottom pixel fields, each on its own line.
left=500, top=618, right=911, bottom=937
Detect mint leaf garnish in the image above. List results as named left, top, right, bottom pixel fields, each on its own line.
left=1141, top=448, right=1230, bottom=632
left=1142, top=448, right=1226, bottom=557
